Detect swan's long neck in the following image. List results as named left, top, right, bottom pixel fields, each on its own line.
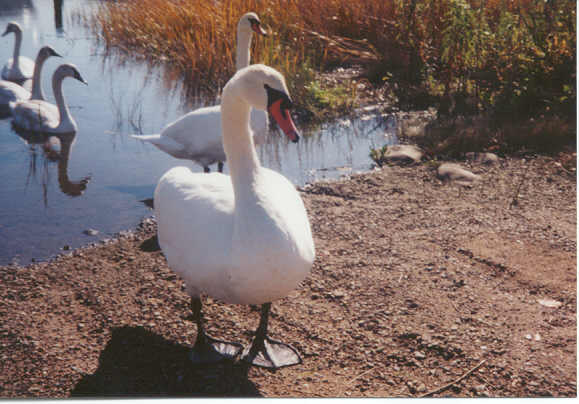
left=30, top=53, right=48, bottom=100
left=52, top=73, right=75, bottom=131
left=12, top=29, right=22, bottom=69
left=221, top=83, right=260, bottom=194
left=235, top=28, right=253, bottom=71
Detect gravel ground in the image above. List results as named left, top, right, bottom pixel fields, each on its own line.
left=0, top=154, right=576, bottom=398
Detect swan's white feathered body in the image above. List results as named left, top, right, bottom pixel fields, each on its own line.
left=133, top=12, right=268, bottom=171
left=0, top=80, right=29, bottom=105
left=154, top=64, right=314, bottom=305
left=138, top=106, right=267, bottom=167
left=2, top=57, right=33, bottom=82
left=10, top=64, right=86, bottom=134
left=155, top=166, right=313, bottom=304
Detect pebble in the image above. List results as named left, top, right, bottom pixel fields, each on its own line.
left=538, top=299, right=562, bottom=308
left=465, top=152, right=499, bottom=165
left=414, top=351, right=426, bottom=360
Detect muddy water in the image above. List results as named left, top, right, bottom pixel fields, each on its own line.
left=0, top=0, right=396, bottom=265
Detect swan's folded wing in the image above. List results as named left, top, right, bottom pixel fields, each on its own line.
left=10, top=99, right=58, bottom=130
left=154, top=166, right=235, bottom=298
left=162, top=105, right=224, bottom=151
left=0, top=81, right=29, bottom=104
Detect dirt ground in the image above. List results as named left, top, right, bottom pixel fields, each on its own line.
left=0, top=153, right=576, bottom=398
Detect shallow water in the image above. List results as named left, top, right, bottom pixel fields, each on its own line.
left=0, top=0, right=396, bottom=266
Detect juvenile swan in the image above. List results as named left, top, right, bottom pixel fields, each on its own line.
left=10, top=64, right=87, bottom=134
left=0, top=46, right=61, bottom=106
left=154, top=64, right=315, bottom=368
left=2, top=22, right=34, bottom=81
left=132, top=12, right=268, bottom=173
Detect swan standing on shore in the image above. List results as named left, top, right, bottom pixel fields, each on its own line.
left=0, top=46, right=62, bottom=106
left=10, top=64, right=87, bottom=134
left=154, top=65, right=315, bottom=368
left=2, top=22, right=34, bottom=81
left=132, top=12, right=268, bottom=173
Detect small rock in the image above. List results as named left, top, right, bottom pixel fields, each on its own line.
left=465, top=152, right=499, bottom=165
left=437, top=163, right=480, bottom=185
left=83, top=228, right=99, bottom=236
left=538, top=299, right=562, bottom=308
left=525, top=334, right=533, bottom=340
left=414, top=351, right=426, bottom=360
left=417, top=383, right=427, bottom=393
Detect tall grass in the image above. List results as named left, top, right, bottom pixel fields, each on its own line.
left=93, top=0, right=576, bottom=125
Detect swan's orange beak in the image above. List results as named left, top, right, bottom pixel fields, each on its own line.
left=268, top=99, right=300, bottom=143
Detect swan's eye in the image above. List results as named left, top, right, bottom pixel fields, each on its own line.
left=264, top=85, right=292, bottom=111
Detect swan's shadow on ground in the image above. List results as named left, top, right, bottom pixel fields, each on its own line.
left=71, top=326, right=261, bottom=397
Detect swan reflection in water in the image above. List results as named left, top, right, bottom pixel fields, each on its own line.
left=11, top=123, right=91, bottom=206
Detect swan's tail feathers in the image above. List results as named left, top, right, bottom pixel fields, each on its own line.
left=131, top=133, right=184, bottom=159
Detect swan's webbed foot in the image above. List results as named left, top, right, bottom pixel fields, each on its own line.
left=242, top=335, right=301, bottom=368
left=188, top=296, right=243, bottom=364
left=203, top=166, right=210, bottom=173
left=240, top=302, right=302, bottom=369
left=217, top=161, right=224, bottom=173
left=189, top=333, right=243, bottom=364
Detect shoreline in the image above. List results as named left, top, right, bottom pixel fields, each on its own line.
left=1, top=153, right=576, bottom=397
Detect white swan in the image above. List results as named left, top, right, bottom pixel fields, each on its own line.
left=154, top=64, right=315, bottom=368
left=2, top=22, right=34, bottom=81
left=10, top=64, right=87, bottom=134
left=0, top=46, right=61, bottom=106
left=132, top=12, right=268, bottom=173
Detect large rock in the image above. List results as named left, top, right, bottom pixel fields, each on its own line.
left=383, top=145, right=423, bottom=165
left=437, top=163, right=480, bottom=185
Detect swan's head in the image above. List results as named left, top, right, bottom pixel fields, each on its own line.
left=2, top=22, right=22, bottom=37
left=228, top=64, right=299, bottom=143
left=238, top=12, right=267, bottom=37
left=38, top=46, right=62, bottom=61
left=55, top=64, right=88, bottom=86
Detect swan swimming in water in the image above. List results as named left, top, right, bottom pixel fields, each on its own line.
left=2, top=22, right=34, bottom=82
left=0, top=46, right=62, bottom=106
left=10, top=64, right=87, bottom=134
left=154, top=64, right=315, bottom=368
left=132, top=12, right=268, bottom=173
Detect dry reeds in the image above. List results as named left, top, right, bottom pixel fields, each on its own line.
left=93, top=0, right=385, bottom=89
left=93, top=0, right=576, bottom=125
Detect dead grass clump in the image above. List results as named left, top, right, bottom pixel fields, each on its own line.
left=92, top=0, right=386, bottom=88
